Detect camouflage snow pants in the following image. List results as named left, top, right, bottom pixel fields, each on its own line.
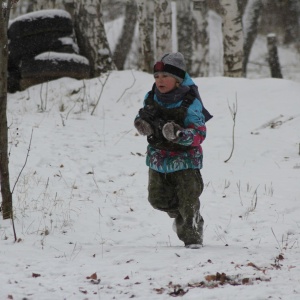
left=148, top=168, right=204, bottom=246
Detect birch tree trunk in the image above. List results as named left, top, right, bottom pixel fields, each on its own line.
left=176, top=0, right=193, bottom=71
left=74, top=0, right=115, bottom=77
left=191, top=0, right=209, bottom=77
left=0, top=0, right=13, bottom=219
left=154, top=0, right=172, bottom=60
left=113, top=0, right=137, bottom=70
left=220, top=0, right=244, bottom=77
left=136, top=0, right=153, bottom=72
left=242, top=0, right=262, bottom=76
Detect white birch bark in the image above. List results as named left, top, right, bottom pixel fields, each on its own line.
left=154, top=0, right=172, bottom=60
left=65, top=0, right=115, bottom=77
left=220, top=0, right=244, bottom=77
left=191, top=0, right=209, bottom=77
left=136, top=0, right=153, bottom=72
left=176, top=0, right=192, bottom=71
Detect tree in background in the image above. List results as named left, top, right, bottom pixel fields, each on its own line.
left=74, top=0, right=116, bottom=76
left=154, top=0, right=172, bottom=60
left=176, top=0, right=193, bottom=71
left=242, top=0, right=262, bottom=76
left=220, top=0, right=244, bottom=77
left=136, top=0, right=154, bottom=73
left=259, top=0, right=300, bottom=46
left=113, top=0, right=137, bottom=70
left=190, top=0, right=209, bottom=77
left=0, top=0, right=15, bottom=219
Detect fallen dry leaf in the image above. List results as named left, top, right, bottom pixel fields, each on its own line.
left=86, top=272, right=97, bottom=280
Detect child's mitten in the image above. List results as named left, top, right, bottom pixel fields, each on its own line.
left=134, top=118, right=153, bottom=136
left=162, top=122, right=182, bottom=141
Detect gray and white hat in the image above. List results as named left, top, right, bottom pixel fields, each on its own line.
left=153, top=52, right=186, bottom=83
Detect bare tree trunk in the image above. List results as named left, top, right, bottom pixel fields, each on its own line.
left=176, top=0, right=193, bottom=71
left=267, top=33, right=282, bottom=79
left=191, top=0, right=209, bottom=77
left=155, top=0, right=172, bottom=60
left=0, top=0, right=13, bottom=219
left=136, top=0, right=153, bottom=72
left=74, top=0, right=116, bottom=77
left=220, top=0, right=244, bottom=77
left=242, top=0, right=262, bottom=76
left=113, top=0, right=137, bottom=70
left=237, top=0, right=248, bottom=15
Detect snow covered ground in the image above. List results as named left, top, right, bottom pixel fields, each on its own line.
left=1, top=68, right=300, bottom=299
left=2, top=6, right=300, bottom=300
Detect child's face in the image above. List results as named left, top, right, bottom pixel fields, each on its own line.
left=154, top=73, right=178, bottom=94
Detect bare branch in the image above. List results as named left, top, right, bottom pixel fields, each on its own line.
left=11, top=128, right=34, bottom=195
left=224, top=94, right=238, bottom=163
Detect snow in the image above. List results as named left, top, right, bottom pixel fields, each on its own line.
left=1, top=69, right=300, bottom=299
left=9, top=9, right=72, bottom=25
left=2, top=5, right=300, bottom=300
left=34, top=52, right=89, bottom=65
left=58, top=37, right=80, bottom=54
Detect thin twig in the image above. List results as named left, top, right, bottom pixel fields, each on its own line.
left=11, top=211, right=17, bottom=242
left=116, top=70, right=136, bottom=103
left=91, top=72, right=111, bottom=116
left=271, top=228, right=282, bottom=252
left=224, top=94, right=238, bottom=163
left=11, top=128, right=33, bottom=195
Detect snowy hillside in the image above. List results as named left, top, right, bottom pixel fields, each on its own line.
left=1, top=71, right=300, bottom=299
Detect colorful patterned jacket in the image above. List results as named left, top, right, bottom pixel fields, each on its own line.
left=139, top=73, right=206, bottom=173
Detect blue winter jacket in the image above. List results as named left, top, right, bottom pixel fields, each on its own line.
left=140, top=73, right=206, bottom=173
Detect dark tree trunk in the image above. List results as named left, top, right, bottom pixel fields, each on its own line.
left=242, top=0, right=262, bottom=76
left=113, top=0, right=138, bottom=70
left=176, top=0, right=193, bottom=71
left=267, top=33, right=283, bottom=79
left=0, top=0, right=13, bottom=219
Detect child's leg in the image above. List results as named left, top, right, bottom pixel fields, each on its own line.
left=148, top=169, right=179, bottom=215
left=173, top=169, right=204, bottom=245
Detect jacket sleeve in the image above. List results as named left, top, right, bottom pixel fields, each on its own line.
left=134, top=92, right=149, bottom=121
left=174, top=99, right=206, bottom=147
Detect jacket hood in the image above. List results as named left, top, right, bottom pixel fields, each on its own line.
left=182, top=73, right=195, bottom=87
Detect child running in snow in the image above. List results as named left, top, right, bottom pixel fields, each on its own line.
left=134, top=52, right=209, bottom=249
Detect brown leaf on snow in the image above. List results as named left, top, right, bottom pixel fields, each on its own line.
left=205, top=274, right=216, bottom=282
left=242, top=278, right=250, bottom=285
left=247, top=262, right=261, bottom=271
left=277, top=254, right=284, bottom=260
left=7, top=295, right=13, bottom=299
left=154, top=288, right=165, bottom=294
left=124, top=275, right=130, bottom=280
left=32, top=273, right=41, bottom=278
left=86, top=272, right=97, bottom=280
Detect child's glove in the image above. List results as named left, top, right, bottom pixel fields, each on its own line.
left=134, top=118, right=153, bottom=136
left=162, top=122, right=182, bottom=141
